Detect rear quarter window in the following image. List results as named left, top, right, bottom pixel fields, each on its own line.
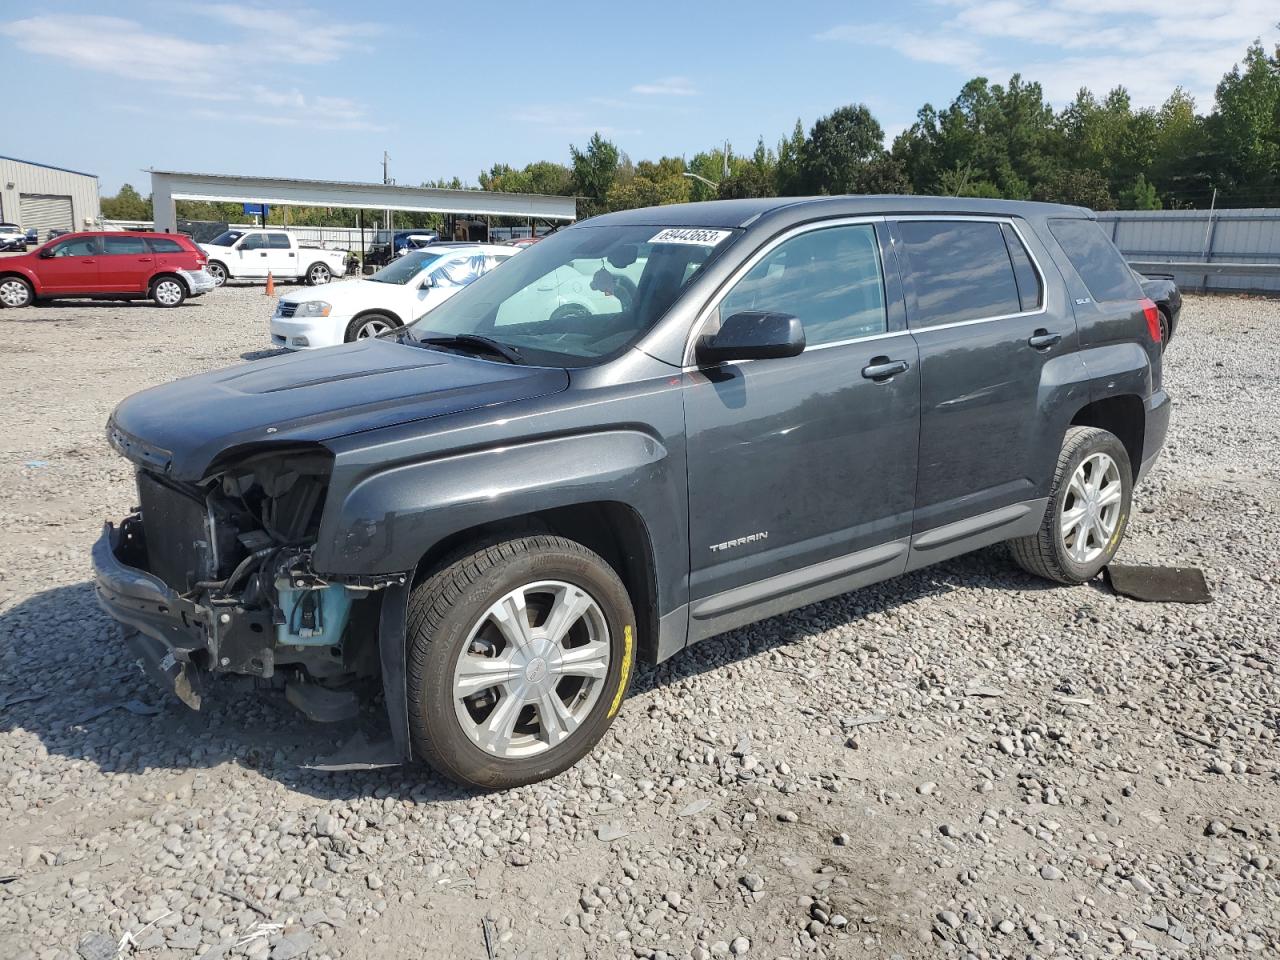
left=1048, top=218, right=1142, bottom=302
left=147, top=237, right=186, bottom=253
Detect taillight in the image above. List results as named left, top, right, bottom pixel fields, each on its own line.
left=1140, top=298, right=1161, bottom=344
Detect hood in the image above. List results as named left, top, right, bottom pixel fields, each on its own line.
left=280, top=277, right=395, bottom=306
left=108, top=339, right=569, bottom=480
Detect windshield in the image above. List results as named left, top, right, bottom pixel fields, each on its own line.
left=207, top=230, right=244, bottom=247
left=406, top=224, right=736, bottom=366
left=368, top=249, right=445, bottom=284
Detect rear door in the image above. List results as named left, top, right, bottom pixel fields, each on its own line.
left=37, top=235, right=102, bottom=293
left=263, top=232, right=298, bottom=277
left=147, top=235, right=196, bottom=274
left=100, top=234, right=154, bottom=292
left=889, top=216, right=1080, bottom=540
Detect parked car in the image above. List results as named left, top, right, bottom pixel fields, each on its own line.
left=270, top=243, right=513, bottom=349
left=0, top=231, right=215, bottom=308
left=0, top=223, right=25, bottom=252
left=94, top=196, right=1169, bottom=788
left=46, top=228, right=70, bottom=242
left=24, top=228, right=39, bottom=248
left=1131, top=268, right=1181, bottom=349
left=393, top=230, right=439, bottom=256
left=200, top=229, right=349, bottom=286
left=504, top=236, right=541, bottom=249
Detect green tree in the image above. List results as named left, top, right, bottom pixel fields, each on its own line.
left=775, top=119, right=807, bottom=195
left=606, top=157, right=692, bottom=210
left=719, top=138, right=778, bottom=199
left=1209, top=41, right=1280, bottom=204
left=800, top=104, right=906, bottom=194
left=1033, top=168, right=1115, bottom=209
left=1120, top=174, right=1162, bottom=210
left=101, top=183, right=152, bottom=221
left=570, top=133, right=621, bottom=217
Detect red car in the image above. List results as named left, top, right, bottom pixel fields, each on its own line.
left=0, top=231, right=217, bottom=309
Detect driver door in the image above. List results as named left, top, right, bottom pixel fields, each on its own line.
left=38, top=236, right=102, bottom=293
left=682, top=219, right=920, bottom=641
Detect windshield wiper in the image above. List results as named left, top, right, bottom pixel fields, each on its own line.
left=417, top=333, right=524, bottom=364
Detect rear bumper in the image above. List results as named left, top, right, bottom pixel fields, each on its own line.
left=92, top=520, right=209, bottom=708
left=1137, top=389, right=1171, bottom=484
left=180, top=268, right=217, bottom=297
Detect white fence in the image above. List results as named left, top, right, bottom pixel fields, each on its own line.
left=1097, top=208, right=1280, bottom=294
left=101, top=221, right=538, bottom=249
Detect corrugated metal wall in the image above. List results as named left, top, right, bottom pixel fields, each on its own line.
left=0, top=157, right=100, bottom=232
left=1096, top=208, right=1280, bottom=294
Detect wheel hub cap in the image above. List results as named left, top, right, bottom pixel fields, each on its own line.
left=451, top=580, right=610, bottom=759
left=1060, top=451, right=1122, bottom=565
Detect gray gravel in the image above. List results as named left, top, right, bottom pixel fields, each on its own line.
left=1, top=288, right=1278, bottom=959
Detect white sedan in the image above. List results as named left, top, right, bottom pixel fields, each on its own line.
left=270, top=243, right=513, bottom=350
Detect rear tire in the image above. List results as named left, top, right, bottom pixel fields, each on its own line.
left=1158, top=308, right=1171, bottom=352
left=344, top=312, right=400, bottom=342
left=306, top=262, right=332, bottom=285
left=406, top=535, right=637, bottom=789
left=1010, top=426, right=1132, bottom=584
left=150, top=276, right=187, bottom=308
left=0, top=276, right=33, bottom=308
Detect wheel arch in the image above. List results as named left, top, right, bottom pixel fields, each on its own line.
left=410, top=501, right=661, bottom=665
left=1069, top=393, right=1145, bottom=475
left=0, top=270, right=39, bottom=295
left=150, top=271, right=189, bottom=294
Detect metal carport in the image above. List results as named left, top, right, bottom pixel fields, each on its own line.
left=148, top=170, right=576, bottom=234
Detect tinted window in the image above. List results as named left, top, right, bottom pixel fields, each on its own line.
left=898, top=220, right=1021, bottom=326
left=104, top=235, right=148, bottom=255
left=51, top=237, right=100, bottom=257
left=718, top=223, right=887, bottom=347
left=1048, top=218, right=1141, bottom=302
left=239, top=234, right=265, bottom=250
left=1001, top=223, right=1043, bottom=312
left=266, top=233, right=291, bottom=250
left=147, top=237, right=185, bottom=253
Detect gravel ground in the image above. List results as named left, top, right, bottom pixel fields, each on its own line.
left=0, top=287, right=1277, bottom=960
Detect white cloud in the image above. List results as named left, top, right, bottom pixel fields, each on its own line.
left=517, top=105, right=639, bottom=139
left=631, top=76, right=698, bottom=96
left=816, top=0, right=1280, bottom=108
left=0, top=10, right=385, bottom=132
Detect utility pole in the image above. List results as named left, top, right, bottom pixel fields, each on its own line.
left=382, top=150, right=393, bottom=234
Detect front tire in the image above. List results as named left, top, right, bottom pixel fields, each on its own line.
left=406, top=536, right=637, bottom=789
left=1010, top=426, right=1132, bottom=584
left=207, top=262, right=228, bottom=286
left=150, top=276, right=187, bottom=308
left=0, top=276, right=33, bottom=308
left=306, top=262, right=332, bottom=285
left=344, top=312, right=400, bottom=342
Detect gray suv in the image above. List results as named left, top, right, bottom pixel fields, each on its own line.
left=93, top=196, right=1169, bottom=788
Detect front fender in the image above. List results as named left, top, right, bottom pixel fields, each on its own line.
left=313, top=427, right=679, bottom=579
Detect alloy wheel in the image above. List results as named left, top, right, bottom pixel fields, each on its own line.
left=154, top=280, right=183, bottom=306
left=310, top=264, right=331, bottom=284
left=1059, top=451, right=1122, bottom=565
left=356, top=317, right=391, bottom=339
left=451, top=580, right=611, bottom=759
left=0, top=279, right=30, bottom=307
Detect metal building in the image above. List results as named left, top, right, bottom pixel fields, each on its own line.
left=0, top=156, right=100, bottom=237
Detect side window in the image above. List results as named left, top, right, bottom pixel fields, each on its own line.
left=1000, top=223, right=1043, bottom=312
left=897, top=220, right=1021, bottom=326
left=147, top=238, right=185, bottom=253
left=1047, top=218, right=1142, bottom=302
left=717, top=223, right=887, bottom=347
left=266, top=233, right=292, bottom=250
left=239, top=234, right=265, bottom=250
left=103, top=236, right=149, bottom=255
left=51, top=237, right=100, bottom=257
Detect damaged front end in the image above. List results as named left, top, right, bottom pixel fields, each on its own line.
left=93, top=445, right=405, bottom=725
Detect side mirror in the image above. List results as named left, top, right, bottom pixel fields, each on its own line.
left=419, top=275, right=435, bottom=289
left=696, top=311, right=805, bottom=364
left=38, top=247, right=54, bottom=259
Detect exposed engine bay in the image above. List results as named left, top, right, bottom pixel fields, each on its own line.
left=108, top=449, right=401, bottom=718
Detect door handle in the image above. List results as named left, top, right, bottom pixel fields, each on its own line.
left=1028, top=329, right=1062, bottom=349
left=862, top=357, right=910, bottom=381
left=136, top=257, right=153, bottom=262
left=80, top=258, right=95, bottom=263
left=260, top=252, right=268, bottom=257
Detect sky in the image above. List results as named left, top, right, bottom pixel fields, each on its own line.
left=3, top=0, right=1278, bottom=195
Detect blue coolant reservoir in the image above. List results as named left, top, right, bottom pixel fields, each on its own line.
left=275, top=579, right=353, bottom=647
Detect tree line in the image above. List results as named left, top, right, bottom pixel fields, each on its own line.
left=103, top=39, right=1280, bottom=224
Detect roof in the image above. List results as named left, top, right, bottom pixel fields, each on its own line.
left=586, top=195, right=1093, bottom=228
left=0, top=155, right=98, bottom=179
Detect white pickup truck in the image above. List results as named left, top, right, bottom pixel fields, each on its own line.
left=200, top=229, right=349, bottom=287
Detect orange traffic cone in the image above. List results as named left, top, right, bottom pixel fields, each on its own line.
left=265, top=271, right=275, bottom=296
